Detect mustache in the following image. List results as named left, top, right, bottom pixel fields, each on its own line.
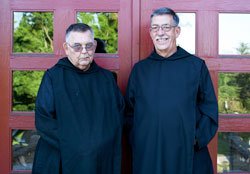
left=155, top=36, right=168, bottom=40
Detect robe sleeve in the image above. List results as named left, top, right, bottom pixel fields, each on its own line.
left=195, top=61, right=218, bottom=149
left=35, top=71, right=59, bottom=149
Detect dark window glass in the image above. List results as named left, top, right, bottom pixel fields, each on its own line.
left=218, top=132, right=250, bottom=173
left=12, top=130, right=39, bottom=170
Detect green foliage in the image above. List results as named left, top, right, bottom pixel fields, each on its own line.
left=219, top=73, right=250, bottom=114
left=12, top=12, right=53, bottom=111
left=236, top=42, right=250, bottom=55
left=77, top=12, right=118, bottom=53
left=218, top=132, right=230, bottom=156
left=12, top=130, right=28, bottom=146
left=13, top=12, right=54, bottom=53
left=236, top=73, right=250, bottom=110
left=13, top=71, right=44, bottom=111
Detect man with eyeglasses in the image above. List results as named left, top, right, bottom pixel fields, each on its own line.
left=32, top=23, right=124, bottom=174
left=125, top=7, right=218, bottom=174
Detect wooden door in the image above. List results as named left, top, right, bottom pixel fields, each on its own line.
left=140, top=0, right=250, bottom=173
left=0, top=0, right=133, bottom=173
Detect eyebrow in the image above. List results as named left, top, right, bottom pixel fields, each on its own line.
left=71, top=42, right=81, bottom=46
left=151, top=24, right=170, bottom=26
left=71, top=42, right=93, bottom=45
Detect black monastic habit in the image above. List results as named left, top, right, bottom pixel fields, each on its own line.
left=32, top=57, right=124, bottom=174
left=125, top=47, right=218, bottom=174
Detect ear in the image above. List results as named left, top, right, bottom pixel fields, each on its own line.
left=93, top=39, right=97, bottom=52
left=149, top=28, right=154, bottom=40
left=63, top=42, right=69, bottom=55
left=175, top=26, right=181, bottom=38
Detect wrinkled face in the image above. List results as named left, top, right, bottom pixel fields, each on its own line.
left=150, top=14, right=181, bottom=57
left=63, top=30, right=96, bottom=71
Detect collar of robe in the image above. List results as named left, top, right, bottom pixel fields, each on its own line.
left=148, top=46, right=191, bottom=61
left=56, top=57, right=100, bottom=74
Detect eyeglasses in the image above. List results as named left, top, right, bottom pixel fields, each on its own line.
left=150, top=24, right=176, bottom=32
left=67, top=42, right=95, bottom=52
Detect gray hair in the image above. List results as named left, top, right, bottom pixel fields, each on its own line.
left=65, top=23, right=94, bottom=42
left=151, top=7, right=179, bottom=26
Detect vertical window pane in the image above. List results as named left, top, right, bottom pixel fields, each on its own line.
left=77, top=12, right=118, bottom=54
left=13, top=12, right=54, bottom=53
left=12, top=130, right=39, bottom=170
left=177, top=13, right=196, bottom=54
left=219, top=13, right=250, bottom=55
left=218, top=72, right=250, bottom=114
left=12, top=71, right=44, bottom=112
left=218, top=132, right=250, bottom=173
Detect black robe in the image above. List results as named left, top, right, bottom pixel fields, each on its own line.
left=32, top=58, right=124, bottom=174
left=125, top=47, right=218, bottom=174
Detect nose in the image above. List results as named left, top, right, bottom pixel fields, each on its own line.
left=80, top=47, right=87, bottom=54
left=157, top=27, right=165, bottom=35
